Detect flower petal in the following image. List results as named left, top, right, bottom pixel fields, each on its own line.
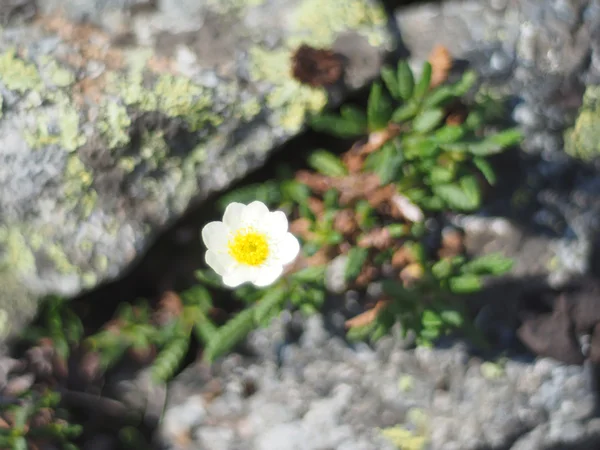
left=278, top=232, right=300, bottom=265
left=269, top=210, right=289, bottom=234
left=253, top=265, right=283, bottom=287
left=221, top=265, right=255, bottom=288
left=241, top=201, right=270, bottom=226
left=223, top=202, right=245, bottom=228
left=201, top=221, right=229, bottom=251
left=205, top=250, right=227, bottom=275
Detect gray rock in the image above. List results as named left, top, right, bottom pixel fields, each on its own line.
left=158, top=313, right=600, bottom=450
left=0, top=0, right=393, bottom=340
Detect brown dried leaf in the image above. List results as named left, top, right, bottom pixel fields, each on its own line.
left=355, top=265, right=379, bottom=287
left=291, top=44, right=344, bottom=87
left=344, top=299, right=390, bottom=329
left=428, top=45, right=453, bottom=88
left=333, top=209, right=359, bottom=236
left=390, top=193, right=424, bottom=223
left=391, top=246, right=417, bottom=269
left=366, top=184, right=396, bottom=209
left=154, top=291, right=184, bottom=326
left=295, top=170, right=333, bottom=194
left=438, top=228, right=464, bottom=259
left=335, top=173, right=382, bottom=206
left=307, top=197, right=325, bottom=217
left=357, top=228, right=393, bottom=250
left=400, top=263, right=424, bottom=287
left=289, top=218, right=317, bottom=241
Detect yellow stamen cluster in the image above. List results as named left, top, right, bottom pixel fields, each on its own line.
left=228, top=228, right=270, bottom=266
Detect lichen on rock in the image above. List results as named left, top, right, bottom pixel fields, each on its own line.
left=564, top=85, right=600, bottom=162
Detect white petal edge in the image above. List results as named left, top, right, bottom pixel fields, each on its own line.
left=241, top=201, right=270, bottom=226
left=201, top=221, right=230, bottom=251
left=205, top=250, right=227, bottom=275
left=221, top=265, right=256, bottom=288
left=222, top=202, right=245, bottom=228
left=253, top=265, right=284, bottom=287
left=277, top=232, right=300, bottom=265
left=268, top=210, right=289, bottom=236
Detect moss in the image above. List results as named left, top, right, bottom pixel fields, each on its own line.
left=0, top=226, right=36, bottom=273
left=0, top=48, right=43, bottom=93
left=237, top=97, right=262, bottom=122
left=98, top=101, right=132, bottom=149
left=291, top=0, right=388, bottom=48
left=140, top=129, right=169, bottom=168
left=249, top=47, right=327, bottom=132
left=564, top=85, right=600, bottom=161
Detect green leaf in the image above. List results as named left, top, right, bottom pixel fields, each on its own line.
left=413, top=61, right=432, bottom=101
left=310, top=113, right=366, bottom=138
left=291, top=265, right=326, bottom=283
left=307, top=149, right=348, bottom=177
left=364, top=142, right=403, bottom=184
left=413, top=108, right=445, bottom=133
left=281, top=180, right=311, bottom=204
left=402, top=137, right=439, bottom=160
left=14, top=437, right=28, bottom=450
left=344, top=247, right=369, bottom=281
left=461, top=253, right=513, bottom=276
left=422, top=309, right=442, bottom=329
left=397, top=60, right=415, bottom=101
left=217, top=181, right=281, bottom=210
left=340, top=105, right=368, bottom=129
left=346, top=320, right=378, bottom=342
left=423, top=85, right=455, bottom=108
left=381, top=280, right=419, bottom=306
left=451, top=70, right=477, bottom=96
left=431, top=258, right=453, bottom=279
left=433, top=125, right=465, bottom=143
left=449, top=274, right=482, bottom=293
left=254, top=286, right=287, bottom=325
left=203, top=308, right=256, bottom=363
left=432, top=175, right=481, bottom=211
left=151, top=334, right=189, bottom=382
left=193, top=310, right=218, bottom=345
left=428, top=166, right=455, bottom=184
left=391, top=102, right=419, bottom=123
left=468, top=128, right=522, bottom=155
left=367, top=82, right=393, bottom=131
left=440, top=309, right=464, bottom=327
left=381, top=66, right=399, bottom=98
left=472, top=156, right=496, bottom=185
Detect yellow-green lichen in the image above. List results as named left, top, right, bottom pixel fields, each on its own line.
left=25, top=101, right=87, bottom=152
left=204, top=0, right=264, bottom=14
left=98, top=101, right=132, bottom=149
left=109, top=69, right=222, bottom=132
left=39, top=57, right=76, bottom=88
left=249, top=47, right=327, bottom=132
left=43, top=243, right=77, bottom=275
left=398, top=374, right=415, bottom=392
left=0, top=48, right=43, bottom=93
left=564, top=86, right=600, bottom=161
left=378, top=408, right=429, bottom=450
left=291, top=0, right=388, bottom=48
left=0, top=227, right=36, bottom=273
left=63, top=155, right=97, bottom=217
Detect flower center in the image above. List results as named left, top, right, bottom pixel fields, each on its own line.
left=228, top=228, right=270, bottom=266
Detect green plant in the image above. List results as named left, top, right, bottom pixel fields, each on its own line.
left=211, top=58, right=518, bottom=349
left=0, top=389, right=82, bottom=450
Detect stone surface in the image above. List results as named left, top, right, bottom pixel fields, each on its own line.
left=158, top=314, right=600, bottom=450
left=396, top=0, right=600, bottom=286
left=0, top=0, right=393, bottom=339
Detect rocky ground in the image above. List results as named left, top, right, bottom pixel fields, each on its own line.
left=4, top=0, right=600, bottom=449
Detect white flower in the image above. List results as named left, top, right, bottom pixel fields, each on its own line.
left=201, top=201, right=300, bottom=288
